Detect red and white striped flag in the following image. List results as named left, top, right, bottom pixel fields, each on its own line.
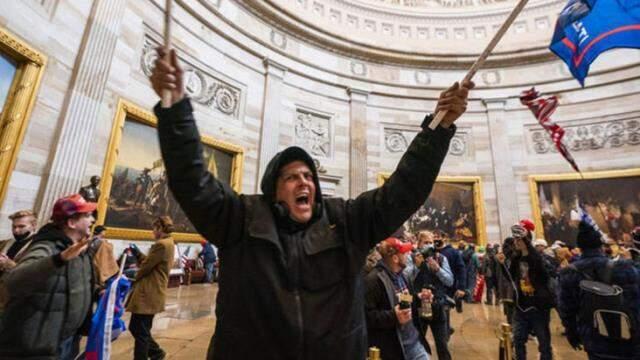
left=520, top=88, right=580, bottom=173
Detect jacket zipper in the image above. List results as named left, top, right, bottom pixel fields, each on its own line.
left=293, top=289, right=304, bottom=360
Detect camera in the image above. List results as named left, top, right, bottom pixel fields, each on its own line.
left=419, top=246, right=437, bottom=260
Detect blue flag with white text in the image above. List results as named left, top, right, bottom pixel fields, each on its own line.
left=85, top=275, right=131, bottom=360
left=550, top=0, right=640, bottom=85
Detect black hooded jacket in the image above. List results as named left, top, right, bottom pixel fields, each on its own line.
left=155, top=98, right=455, bottom=360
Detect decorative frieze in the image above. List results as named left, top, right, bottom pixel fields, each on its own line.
left=295, top=109, right=332, bottom=158
left=528, top=118, right=640, bottom=154
left=141, top=37, right=241, bottom=117
left=383, top=125, right=470, bottom=157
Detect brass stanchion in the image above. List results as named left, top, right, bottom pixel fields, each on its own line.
left=368, top=347, right=381, bottom=360
left=498, top=322, right=513, bottom=360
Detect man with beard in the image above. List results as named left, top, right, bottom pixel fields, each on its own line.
left=150, top=47, right=473, bottom=359
left=365, top=237, right=432, bottom=360
left=0, top=210, right=38, bottom=273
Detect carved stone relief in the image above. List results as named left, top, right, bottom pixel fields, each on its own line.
left=295, top=109, right=332, bottom=158
left=270, top=30, right=287, bottom=48
left=351, top=61, right=367, bottom=76
left=383, top=126, right=469, bottom=157
left=528, top=118, right=640, bottom=154
left=141, top=37, right=241, bottom=117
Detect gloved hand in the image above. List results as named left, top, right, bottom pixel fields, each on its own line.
left=566, top=331, right=582, bottom=351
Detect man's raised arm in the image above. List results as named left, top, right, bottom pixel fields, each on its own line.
left=151, top=48, right=244, bottom=248
left=345, top=81, right=474, bottom=250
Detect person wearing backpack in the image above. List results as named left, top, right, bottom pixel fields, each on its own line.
left=557, top=219, right=640, bottom=360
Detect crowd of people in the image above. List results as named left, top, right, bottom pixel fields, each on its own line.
left=364, top=217, right=640, bottom=360
left=0, top=46, right=637, bottom=360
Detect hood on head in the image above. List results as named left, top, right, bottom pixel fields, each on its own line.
left=260, top=146, right=323, bottom=207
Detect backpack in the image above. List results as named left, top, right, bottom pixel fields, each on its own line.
left=569, top=260, right=635, bottom=341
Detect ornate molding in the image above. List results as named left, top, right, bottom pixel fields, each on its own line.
left=528, top=118, right=640, bottom=154
left=383, top=125, right=470, bottom=157
left=295, top=108, right=332, bottom=158
left=0, top=27, right=46, bottom=65
left=370, top=0, right=511, bottom=8
left=228, top=0, right=562, bottom=69
left=141, top=36, right=241, bottom=117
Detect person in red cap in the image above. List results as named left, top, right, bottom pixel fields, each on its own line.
left=365, top=238, right=432, bottom=360
left=0, top=194, right=96, bottom=359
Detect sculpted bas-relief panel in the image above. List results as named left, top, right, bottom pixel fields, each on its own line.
left=383, top=125, right=470, bottom=157
left=141, top=37, right=241, bottom=117
left=528, top=118, right=640, bottom=154
left=295, top=109, right=332, bottom=158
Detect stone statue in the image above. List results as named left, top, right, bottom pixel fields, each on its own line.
left=79, top=175, right=101, bottom=203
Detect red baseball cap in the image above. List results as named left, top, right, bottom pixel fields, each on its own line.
left=384, top=237, right=413, bottom=254
left=51, top=194, right=97, bottom=222
left=519, top=219, right=535, bottom=232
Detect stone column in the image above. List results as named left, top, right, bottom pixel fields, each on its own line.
left=348, top=88, right=369, bottom=197
left=256, top=59, right=287, bottom=191
left=484, top=98, right=520, bottom=241
left=37, top=0, right=126, bottom=222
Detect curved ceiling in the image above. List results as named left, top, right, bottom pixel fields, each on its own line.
left=240, top=0, right=567, bottom=68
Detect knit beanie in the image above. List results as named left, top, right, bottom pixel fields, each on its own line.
left=576, top=220, right=603, bottom=249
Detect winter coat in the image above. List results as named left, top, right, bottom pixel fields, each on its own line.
left=0, top=224, right=94, bottom=359
left=508, top=251, right=555, bottom=310
left=126, top=236, right=175, bottom=314
left=557, top=249, right=640, bottom=359
left=155, top=98, right=455, bottom=360
left=364, top=264, right=428, bottom=360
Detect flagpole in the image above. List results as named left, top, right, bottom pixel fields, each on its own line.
left=161, top=0, right=173, bottom=108
left=428, top=0, right=530, bottom=130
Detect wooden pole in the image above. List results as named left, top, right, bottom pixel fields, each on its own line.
left=161, top=0, right=173, bottom=108
left=428, top=0, right=530, bottom=129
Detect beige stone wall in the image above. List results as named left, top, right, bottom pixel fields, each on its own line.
left=0, top=0, right=638, bottom=245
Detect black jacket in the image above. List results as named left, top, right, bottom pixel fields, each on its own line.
left=508, top=250, right=554, bottom=311
left=155, top=98, right=454, bottom=360
left=0, top=224, right=94, bottom=359
left=364, top=264, right=427, bottom=360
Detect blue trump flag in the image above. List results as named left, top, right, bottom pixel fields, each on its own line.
left=550, top=0, right=640, bottom=85
left=86, top=274, right=131, bottom=360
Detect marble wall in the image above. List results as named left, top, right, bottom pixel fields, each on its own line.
left=0, top=0, right=638, bottom=251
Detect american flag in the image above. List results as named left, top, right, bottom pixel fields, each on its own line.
left=520, top=88, right=580, bottom=173
left=180, top=246, right=190, bottom=268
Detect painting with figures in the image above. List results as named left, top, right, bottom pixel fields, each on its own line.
left=397, top=178, right=486, bottom=245
left=532, top=171, right=640, bottom=247
left=104, top=118, right=235, bottom=235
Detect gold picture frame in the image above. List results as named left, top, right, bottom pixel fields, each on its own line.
left=0, top=27, right=46, bottom=206
left=377, top=173, right=487, bottom=246
left=97, top=99, right=244, bottom=242
left=529, top=168, right=640, bottom=244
